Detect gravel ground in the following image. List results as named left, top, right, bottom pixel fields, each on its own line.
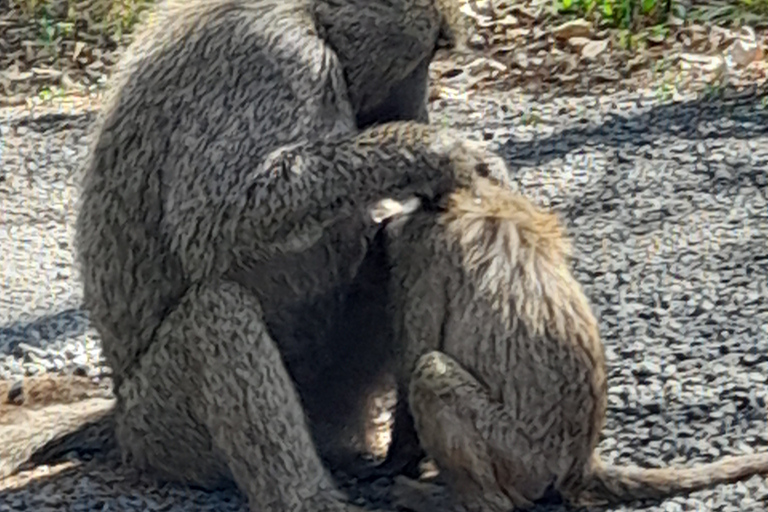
left=0, top=108, right=105, bottom=380
left=1, top=84, right=767, bottom=510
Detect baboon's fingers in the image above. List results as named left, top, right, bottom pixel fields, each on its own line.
left=369, top=197, right=422, bottom=224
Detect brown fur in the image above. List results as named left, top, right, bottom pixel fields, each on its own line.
left=380, top=179, right=768, bottom=510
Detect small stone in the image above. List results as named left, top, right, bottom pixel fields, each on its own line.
left=7, top=379, right=24, bottom=405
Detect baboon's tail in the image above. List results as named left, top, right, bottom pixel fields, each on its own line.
left=578, top=453, right=768, bottom=505
left=0, top=398, right=117, bottom=480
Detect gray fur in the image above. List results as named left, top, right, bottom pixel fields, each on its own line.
left=70, top=0, right=481, bottom=510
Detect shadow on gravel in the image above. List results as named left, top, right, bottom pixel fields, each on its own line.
left=0, top=460, right=250, bottom=512
left=2, top=111, right=97, bottom=132
left=498, top=82, right=768, bottom=228
left=501, top=83, right=768, bottom=167
left=0, top=460, right=598, bottom=512
left=0, top=308, right=88, bottom=354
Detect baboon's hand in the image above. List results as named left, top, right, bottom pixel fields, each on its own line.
left=369, top=197, right=422, bottom=225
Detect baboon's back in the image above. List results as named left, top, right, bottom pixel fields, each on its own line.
left=384, top=181, right=607, bottom=502
left=76, top=0, right=357, bottom=379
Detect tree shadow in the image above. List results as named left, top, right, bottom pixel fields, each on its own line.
left=0, top=459, right=249, bottom=511
left=0, top=308, right=89, bottom=355
left=500, top=83, right=767, bottom=169
left=495, top=82, right=767, bottom=233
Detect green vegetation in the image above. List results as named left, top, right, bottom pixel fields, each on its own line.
left=553, top=0, right=672, bottom=30
left=553, top=0, right=768, bottom=30
left=1, top=0, right=155, bottom=101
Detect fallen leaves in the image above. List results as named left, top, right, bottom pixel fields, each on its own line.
left=726, top=26, right=763, bottom=68
left=581, top=39, right=610, bottom=60
left=1, top=0, right=767, bottom=102
left=438, top=0, right=768, bottom=96
left=552, top=18, right=593, bottom=40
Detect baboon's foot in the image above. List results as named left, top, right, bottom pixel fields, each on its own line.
left=356, top=385, right=425, bottom=482
left=115, top=280, right=368, bottom=512
left=355, top=446, right=425, bottom=482
left=326, top=451, right=383, bottom=481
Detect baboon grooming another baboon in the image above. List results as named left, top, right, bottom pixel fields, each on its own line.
left=377, top=180, right=768, bottom=511
left=79, top=0, right=468, bottom=475
left=69, top=0, right=491, bottom=509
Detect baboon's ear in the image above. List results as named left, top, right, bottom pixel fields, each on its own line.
left=369, top=197, right=421, bottom=224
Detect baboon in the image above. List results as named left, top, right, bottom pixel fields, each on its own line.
left=65, top=0, right=480, bottom=509
left=75, top=0, right=467, bottom=477
left=375, top=179, right=768, bottom=511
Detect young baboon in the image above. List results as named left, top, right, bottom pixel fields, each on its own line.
left=379, top=179, right=768, bottom=511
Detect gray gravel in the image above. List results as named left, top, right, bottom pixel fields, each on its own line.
left=1, top=86, right=767, bottom=511
left=0, top=109, right=105, bottom=380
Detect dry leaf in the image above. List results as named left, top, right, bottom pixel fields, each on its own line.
left=552, top=19, right=593, bottom=40
left=73, top=41, right=85, bottom=61
left=566, top=37, right=591, bottom=50
left=726, top=26, right=761, bottom=69
left=581, top=39, right=609, bottom=61
left=497, top=14, right=518, bottom=27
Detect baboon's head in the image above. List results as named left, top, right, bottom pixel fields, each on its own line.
left=314, top=0, right=467, bottom=128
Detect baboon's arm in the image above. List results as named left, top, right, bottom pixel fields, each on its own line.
left=407, top=351, right=541, bottom=510
left=235, top=123, right=469, bottom=249
left=171, top=122, right=499, bottom=274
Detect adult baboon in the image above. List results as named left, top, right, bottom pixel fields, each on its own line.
left=66, top=0, right=491, bottom=509
left=76, top=0, right=467, bottom=475
left=376, top=180, right=768, bottom=511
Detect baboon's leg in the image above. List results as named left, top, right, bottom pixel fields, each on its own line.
left=376, top=383, right=426, bottom=477
left=116, top=280, right=361, bottom=512
left=405, top=351, right=553, bottom=512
